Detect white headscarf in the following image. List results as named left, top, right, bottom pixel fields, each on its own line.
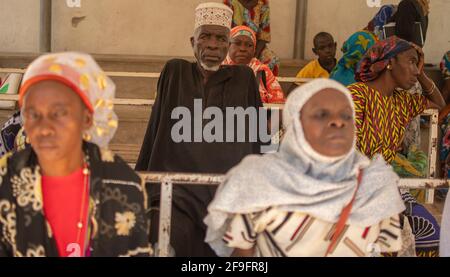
left=204, top=79, right=405, bottom=256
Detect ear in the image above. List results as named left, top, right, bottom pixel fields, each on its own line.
left=312, top=47, right=318, bottom=55
left=388, top=57, right=396, bottom=67
left=190, top=36, right=195, bottom=49
left=82, top=109, right=94, bottom=131
left=386, top=58, right=396, bottom=72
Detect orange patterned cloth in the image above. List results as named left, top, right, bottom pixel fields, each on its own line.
left=348, top=82, right=428, bottom=163
left=224, top=56, right=285, bottom=103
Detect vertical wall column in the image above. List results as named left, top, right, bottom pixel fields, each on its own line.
left=293, top=0, right=308, bottom=59
left=40, top=0, right=52, bottom=53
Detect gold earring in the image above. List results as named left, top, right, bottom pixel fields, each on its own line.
left=83, top=132, right=91, bottom=142
left=387, top=64, right=392, bottom=70
left=25, top=137, right=30, bottom=144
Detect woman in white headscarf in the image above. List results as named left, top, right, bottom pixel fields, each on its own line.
left=204, top=79, right=406, bottom=257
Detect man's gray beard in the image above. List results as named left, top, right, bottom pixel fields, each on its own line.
left=200, top=61, right=220, bottom=72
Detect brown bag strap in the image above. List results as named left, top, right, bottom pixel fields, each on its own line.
left=325, top=169, right=364, bottom=257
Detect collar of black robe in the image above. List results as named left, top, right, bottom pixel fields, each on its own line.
left=194, top=62, right=233, bottom=86
left=7, top=142, right=104, bottom=257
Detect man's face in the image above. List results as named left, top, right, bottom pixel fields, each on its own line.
left=23, top=80, right=93, bottom=164
left=191, top=25, right=230, bottom=70
left=313, top=36, right=337, bottom=63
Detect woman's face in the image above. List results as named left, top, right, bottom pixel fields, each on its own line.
left=22, top=80, right=93, bottom=164
left=229, top=35, right=255, bottom=65
left=390, top=48, right=421, bottom=90
left=301, top=88, right=355, bottom=157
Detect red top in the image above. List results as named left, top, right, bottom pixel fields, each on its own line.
left=42, top=168, right=89, bottom=257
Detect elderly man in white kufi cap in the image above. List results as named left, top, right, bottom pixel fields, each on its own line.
left=136, top=2, right=264, bottom=257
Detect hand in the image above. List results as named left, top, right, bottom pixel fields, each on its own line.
left=255, top=40, right=266, bottom=59
left=411, top=44, right=425, bottom=74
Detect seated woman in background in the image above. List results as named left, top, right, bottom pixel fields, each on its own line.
left=441, top=192, right=450, bottom=257
left=205, top=79, right=407, bottom=257
left=439, top=51, right=450, bottom=179
left=224, top=0, right=280, bottom=76
left=0, top=52, right=151, bottom=257
left=349, top=36, right=445, bottom=257
left=223, top=26, right=285, bottom=104
left=349, top=36, right=444, bottom=165
left=330, top=5, right=396, bottom=86
left=439, top=51, right=450, bottom=104
left=436, top=51, right=450, bottom=203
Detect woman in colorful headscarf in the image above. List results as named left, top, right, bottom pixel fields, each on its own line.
left=330, top=5, right=396, bottom=86
left=330, top=32, right=378, bottom=87
left=205, top=79, right=408, bottom=257
left=223, top=0, right=280, bottom=76
left=224, top=26, right=285, bottom=104
left=0, top=52, right=152, bottom=257
left=348, top=37, right=445, bottom=257
left=350, top=36, right=444, bottom=162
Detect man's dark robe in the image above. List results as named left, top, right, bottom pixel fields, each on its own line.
left=135, top=59, right=263, bottom=256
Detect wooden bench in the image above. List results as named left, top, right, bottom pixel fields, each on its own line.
left=110, top=143, right=141, bottom=164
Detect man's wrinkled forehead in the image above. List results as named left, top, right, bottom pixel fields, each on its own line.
left=195, top=25, right=230, bottom=38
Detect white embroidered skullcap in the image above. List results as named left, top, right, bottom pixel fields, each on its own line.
left=194, top=2, right=233, bottom=30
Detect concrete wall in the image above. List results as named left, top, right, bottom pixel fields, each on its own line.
left=305, top=0, right=450, bottom=64
left=0, top=0, right=40, bottom=53
left=0, top=0, right=448, bottom=64
left=50, top=0, right=296, bottom=58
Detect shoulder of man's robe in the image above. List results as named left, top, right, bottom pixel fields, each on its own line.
left=163, top=58, right=193, bottom=73
left=226, top=64, right=256, bottom=79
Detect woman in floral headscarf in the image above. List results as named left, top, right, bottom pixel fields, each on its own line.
left=348, top=37, right=445, bottom=257
left=0, top=52, right=151, bottom=257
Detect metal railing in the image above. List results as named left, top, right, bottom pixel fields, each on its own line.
left=0, top=68, right=310, bottom=84
left=423, top=109, right=439, bottom=203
